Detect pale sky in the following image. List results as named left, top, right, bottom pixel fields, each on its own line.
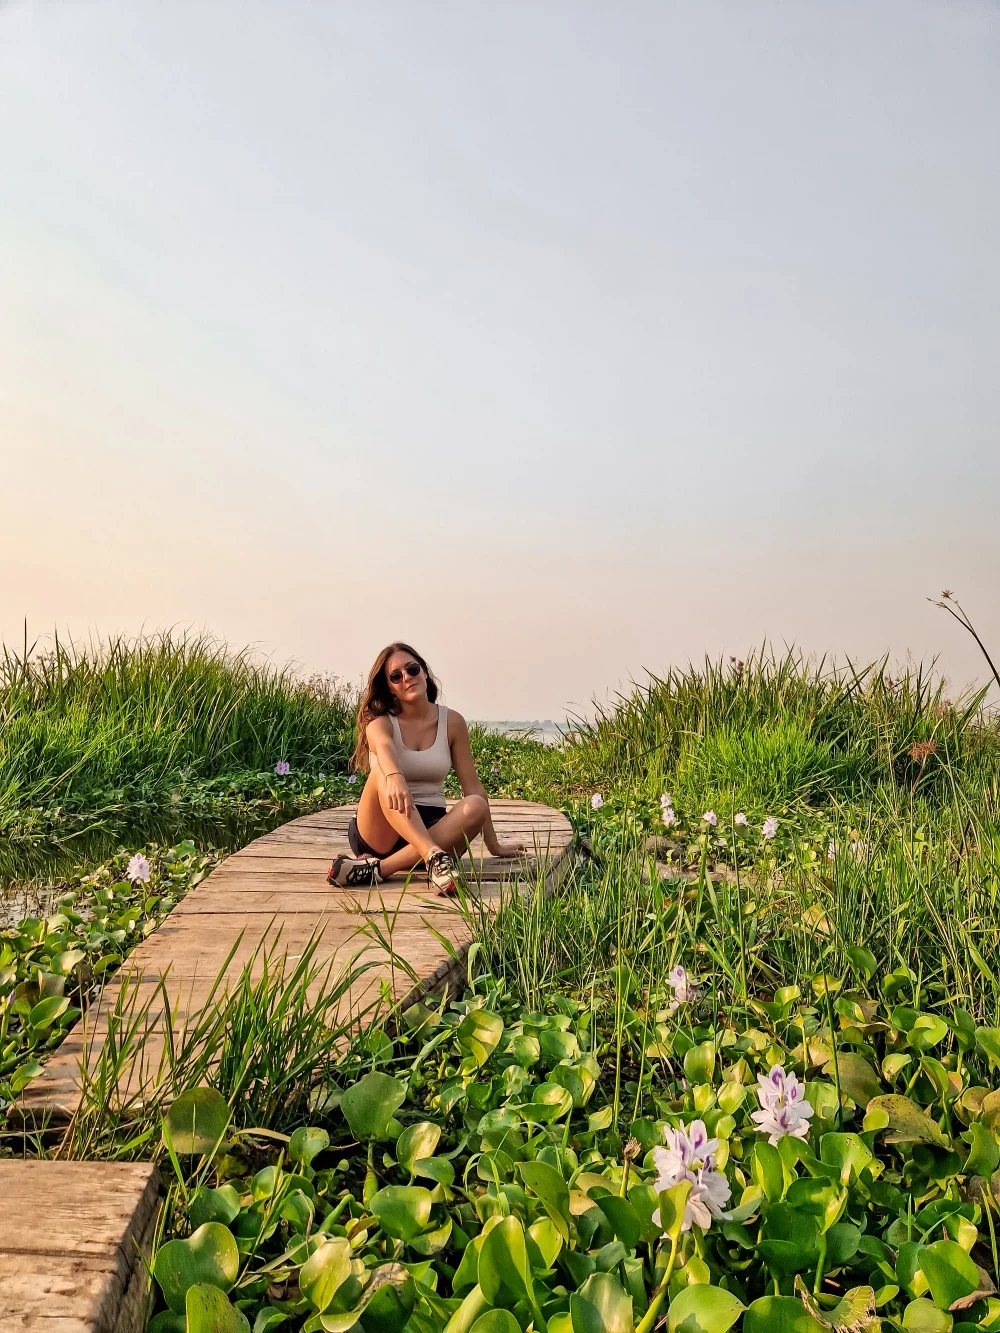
left=1, top=1, right=998, bottom=719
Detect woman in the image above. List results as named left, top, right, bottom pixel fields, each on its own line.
left=328, top=643, right=526, bottom=894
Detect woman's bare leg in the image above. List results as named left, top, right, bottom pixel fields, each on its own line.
left=377, top=795, right=489, bottom=878
left=354, top=774, right=488, bottom=878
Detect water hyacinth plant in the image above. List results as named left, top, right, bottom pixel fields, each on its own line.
left=141, top=960, right=1000, bottom=1333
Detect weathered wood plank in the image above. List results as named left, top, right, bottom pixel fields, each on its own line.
left=0, top=1162, right=159, bottom=1333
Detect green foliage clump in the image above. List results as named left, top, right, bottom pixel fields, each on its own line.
left=143, top=961, right=1000, bottom=1333
left=0, top=840, right=217, bottom=1113
left=563, top=649, right=998, bottom=820
left=0, top=633, right=357, bottom=835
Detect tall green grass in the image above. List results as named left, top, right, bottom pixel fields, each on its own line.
left=0, top=632, right=357, bottom=832
left=562, top=648, right=998, bottom=817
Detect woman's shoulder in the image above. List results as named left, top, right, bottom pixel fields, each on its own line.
left=366, top=714, right=394, bottom=739
left=445, top=707, right=468, bottom=739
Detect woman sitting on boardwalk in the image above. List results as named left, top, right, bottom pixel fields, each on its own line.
left=328, top=642, right=526, bottom=895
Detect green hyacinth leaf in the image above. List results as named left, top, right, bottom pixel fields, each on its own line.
left=667, top=1284, right=745, bottom=1333
left=369, top=1185, right=434, bottom=1242
left=153, top=1223, right=239, bottom=1314
left=186, top=1283, right=250, bottom=1333
left=163, top=1087, right=232, bottom=1157
left=341, top=1072, right=406, bottom=1141
left=570, top=1272, right=633, bottom=1333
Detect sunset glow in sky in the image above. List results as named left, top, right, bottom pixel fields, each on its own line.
left=2, top=2, right=998, bottom=718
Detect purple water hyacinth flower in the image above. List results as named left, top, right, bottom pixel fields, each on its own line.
left=348, top=774, right=358, bottom=784
left=702, top=810, right=718, bottom=826
left=734, top=812, right=749, bottom=827
left=762, top=815, right=778, bottom=840
left=275, top=761, right=290, bottom=776
left=751, top=1063, right=814, bottom=1143
left=662, top=805, right=678, bottom=828
left=651, top=1119, right=731, bottom=1232
left=126, top=853, right=150, bottom=884
left=591, top=793, right=604, bottom=810
left=666, top=964, right=700, bottom=1012
left=660, top=792, right=673, bottom=808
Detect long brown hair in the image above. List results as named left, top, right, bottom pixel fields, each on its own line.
left=351, top=642, right=440, bottom=773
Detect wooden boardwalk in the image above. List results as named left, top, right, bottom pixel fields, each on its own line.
left=20, top=800, right=574, bottom=1122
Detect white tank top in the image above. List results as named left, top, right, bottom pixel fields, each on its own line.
left=371, top=705, right=451, bottom=806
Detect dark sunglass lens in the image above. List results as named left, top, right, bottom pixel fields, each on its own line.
left=388, top=670, right=403, bottom=683
left=405, top=662, right=421, bottom=678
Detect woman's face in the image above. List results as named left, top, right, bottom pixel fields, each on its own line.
left=385, top=650, right=427, bottom=706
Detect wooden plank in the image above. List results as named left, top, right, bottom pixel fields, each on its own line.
left=0, top=1162, right=159, bottom=1333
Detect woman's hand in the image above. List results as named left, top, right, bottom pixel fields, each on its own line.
left=489, top=834, right=527, bottom=858
left=384, top=772, right=413, bottom=819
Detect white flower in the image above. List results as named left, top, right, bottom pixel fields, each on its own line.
left=651, top=1120, right=731, bottom=1232
left=660, top=792, right=673, bottom=808
left=734, top=812, right=749, bottom=827
left=666, top=964, right=701, bottom=1012
left=762, top=815, right=778, bottom=840
left=348, top=774, right=358, bottom=784
left=702, top=810, right=718, bottom=826
left=126, top=853, right=150, bottom=884
left=661, top=805, right=678, bottom=828
left=318, top=773, right=326, bottom=781
left=751, top=1063, right=814, bottom=1144
left=591, top=793, right=604, bottom=810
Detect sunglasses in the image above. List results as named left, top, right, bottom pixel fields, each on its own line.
left=388, top=661, right=422, bottom=684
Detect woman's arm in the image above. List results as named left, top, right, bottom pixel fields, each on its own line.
left=367, top=717, right=413, bottom=818
left=449, top=712, right=525, bottom=856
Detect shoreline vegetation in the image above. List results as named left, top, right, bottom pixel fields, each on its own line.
left=4, top=630, right=1000, bottom=1331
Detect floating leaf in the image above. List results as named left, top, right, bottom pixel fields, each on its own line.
left=154, top=1223, right=240, bottom=1314
left=186, top=1283, right=250, bottom=1333
left=341, top=1072, right=406, bottom=1141
left=469, top=1313, right=521, bottom=1333
left=458, top=1010, right=504, bottom=1068
left=900, top=1298, right=952, bottom=1330
left=570, top=1271, right=633, bottom=1333
left=397, top=1122, right=442, bottom=1173
left=164, top=1087, right=232, bottom=1157
left=743, top=1296, right=825, bottom=1332
left=479, top=1215, right=534, bottom=1307
left=667, top=1284, right=744, bottom=1332
left=865, top=1095, right=950, bottom=1147
left=28, top=995, right=69, bottom=1029
left=299, top=1237, right=352, bottom=1313
left=369, top=1186, right=433, bottom=1241
left=594, top=1194, right=642, bottom=1251
left=519, top=1160, right=570, bottom=1240
left=188, top=1185, right=240, bottom=1229
left=962, top=1121, right=1000, bottom=1179
left=289, top=1126, right=330, bottom=1168
left=793, top=1277, right=879, bottom=1332
left=917, top=1239, right=979, bottom=1310
left=823, top=1053, right=882, bottom=1107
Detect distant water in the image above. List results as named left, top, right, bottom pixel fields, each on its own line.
left=473, top=719, right=567, bottom=746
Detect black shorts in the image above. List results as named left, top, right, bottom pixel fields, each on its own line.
left=348, top=805, right=447, bottom=858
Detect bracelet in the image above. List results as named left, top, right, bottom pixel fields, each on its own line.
left=385, top=770, right=403, bottom=779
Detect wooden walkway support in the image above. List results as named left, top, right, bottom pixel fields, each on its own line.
left=20, top=800, right=574, bottom=1122
left=0, top=1161, right=159, bottom=1333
